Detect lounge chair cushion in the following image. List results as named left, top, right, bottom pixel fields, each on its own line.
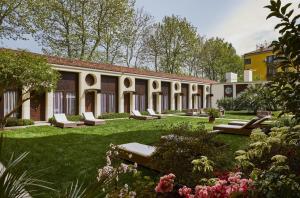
left=54, top=113, right=74, bottom=123
left=118, top=142, right=156, bottom=158
left=83, top=112, right=95, bottom=121
left=132, top=110, right=142, bottom=116
left=147, top=108, right=156, bottom=116
left=214, top=124, right=243, bottom=129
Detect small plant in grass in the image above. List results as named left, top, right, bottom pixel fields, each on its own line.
left=205, top=108, right=220, bottom=123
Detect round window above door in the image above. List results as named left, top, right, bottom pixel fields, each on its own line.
left=124, top=78, right=132, bottom=88
left=85, top=74, right=96, bottom=86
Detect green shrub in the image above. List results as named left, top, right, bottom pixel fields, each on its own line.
left=204, top=108, right=220, bottom=118
left=152, top=122, right=227, bottom=187
left=5, top=118, right=34, bottom=127
left=272, top=115, right=297, bottom=128
left=98, top=113, right=129, bottom=119
left=66, top=115, right=83, bottom=121
left=162, top=110, right=183, bottom=114
left=217, top=98, right=236, bottom=111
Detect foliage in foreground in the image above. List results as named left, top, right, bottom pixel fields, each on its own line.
left=152, top=122, right=227, bottom=187
left=265, top=0, right=300, bottom=123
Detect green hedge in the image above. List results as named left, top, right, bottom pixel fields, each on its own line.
left=98, top=113, right=129, bottom=119
left=5, top=118, right=34, bottom=127
left=162, top=110, right=183, bottom=114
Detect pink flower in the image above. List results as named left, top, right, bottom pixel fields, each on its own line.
left=155, top=173, right=176, bottom=193
left=179, top=186, right=193, bottom=198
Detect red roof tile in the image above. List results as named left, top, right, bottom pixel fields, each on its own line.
left=0, top=48, right=216, bottom=84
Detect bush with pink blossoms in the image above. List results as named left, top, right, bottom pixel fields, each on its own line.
left=156, top=172, right=254, bottom=198
left=155, top=173, right=176, bottom=193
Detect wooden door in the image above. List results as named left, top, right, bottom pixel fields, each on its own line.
left=85, top=92, right=95, bottom=114
left=30, top=93, right=46, bottom=121
left=152, top=93, right=157, bottom=111
left=124, top=93, right=130, bottom=113
left=175, top=95, right=178, bottom=110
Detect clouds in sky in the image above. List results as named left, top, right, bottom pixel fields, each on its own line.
left=208, top=0, right=282, bottom=54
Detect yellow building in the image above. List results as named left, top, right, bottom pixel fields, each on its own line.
left=243, top=47, right=276, bottom=81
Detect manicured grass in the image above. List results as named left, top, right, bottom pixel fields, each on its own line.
left=0, top=115, right=251, bottom=195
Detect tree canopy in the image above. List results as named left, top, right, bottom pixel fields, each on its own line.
left=1, top=0, right=244, bottom=82
left=0, top=50, right=59, bottom=128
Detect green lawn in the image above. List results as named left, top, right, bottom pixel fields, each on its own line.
left=0, top=114, right=251, bottom=195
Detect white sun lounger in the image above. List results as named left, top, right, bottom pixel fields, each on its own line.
left=147, top=108, right=163, bottom=119
left=117, top=142, right=157, bottom=169
left=53, top=113, right=80, bottom=128
left=82, top=112, right=105, bottom=126
left=129, top=110, right=156, bottom=120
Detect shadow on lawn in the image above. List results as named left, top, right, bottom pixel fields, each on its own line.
left=1, top=129, right=165, bottom=194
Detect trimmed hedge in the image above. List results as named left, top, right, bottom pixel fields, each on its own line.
left=162, top=110, right=184, bottom=114
left=98, top=113, right=129, bottom=119
left=5, top=118, right=34, bottom=127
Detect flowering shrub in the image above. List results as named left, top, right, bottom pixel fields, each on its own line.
left=155, top=173, right=176, bottom=193
left=152, top=122, right=228, bottom=186
left=156, top=172, right=253, bottom=198
left=96, top=144, right=138, bottom=198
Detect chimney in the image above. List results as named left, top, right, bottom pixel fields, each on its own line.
left=225, top=72, right=237, bottom=83
left=244, top=70, right=253, bottom=82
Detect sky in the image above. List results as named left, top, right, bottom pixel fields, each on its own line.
left=0, top=0, right=297, bottom=55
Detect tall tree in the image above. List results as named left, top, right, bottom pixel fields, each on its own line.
left=156, top=15, right=199, bottom=74
left=0, top=0, right=33, bottom=39
left=0, top=50, right=59, bottom=129
left=200, top=38, right=243, bottom=81
left=184, top=35, right=205, bottom=77
left=33, top=0, right=134, bottom=61
left=143, top=23, right=162, bottom=72
left=121, top=8, right=153, bottom=67
left=88, top=0, right=134, bottom=62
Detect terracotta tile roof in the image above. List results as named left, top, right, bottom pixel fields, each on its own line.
left=244, top=46, right=274, bottom=56
left=1, top=48, right=216, bottom=84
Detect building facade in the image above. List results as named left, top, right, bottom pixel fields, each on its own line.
left=0, top=50, right=214, bottom=121
left=211, top=81, right=264, bottom=108
left=244, top=47, right=276, bottom=81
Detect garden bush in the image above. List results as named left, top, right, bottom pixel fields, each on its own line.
left=5, top=118, right=34, bottom=127
left=98, top=112, right=129, bottom=119
left=162, top=110, right=183, bottom=114
left=235, top=125, right=300, bottom=197
left=152, top=122, right=228, bottom=187
left=204, top=108, right=220, bottom=118
left=217, top=97, right=236, bottom=111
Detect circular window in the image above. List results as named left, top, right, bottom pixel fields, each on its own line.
left=152, top=81, right=158, bottom=89
left=225, top=87, right=233, bottom=95
left=192, top=84, right=196, bottom=91
left=206, top=86, right=210, bottom=92
left=85, top=74, right=96, bottom=86
left=124, top=78, right=131, bottom=88
left=174, top=83, right=179, bottom=91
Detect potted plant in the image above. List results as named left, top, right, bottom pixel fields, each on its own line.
left=205, top=108, right=220, bottom=123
